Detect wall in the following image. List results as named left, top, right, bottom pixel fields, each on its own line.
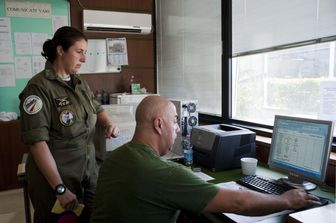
left=0, top=120, right=29, bottom=190
left=68, top=0, right=156, bottom=96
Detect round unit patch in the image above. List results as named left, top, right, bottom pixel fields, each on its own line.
left=23, top=95, right=43, bottom=115
left=59, top=110, right=75, bottom=126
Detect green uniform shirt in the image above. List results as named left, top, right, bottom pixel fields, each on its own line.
left=91, top=143, right=219, bottom=223
left=19, top=62, right=102, bottom=221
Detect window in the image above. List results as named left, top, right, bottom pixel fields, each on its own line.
left=231, top=0, right=336, bottom=138
left=155, top=0, right=336, bottom=139
left=232, top=41, right=336, bottom=125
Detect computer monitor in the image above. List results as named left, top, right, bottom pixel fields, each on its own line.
left=268, top=115, right=334, bottom=190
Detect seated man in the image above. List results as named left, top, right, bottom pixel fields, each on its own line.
left=90, top=95, right=320, bottom=223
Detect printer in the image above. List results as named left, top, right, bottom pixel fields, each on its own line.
left=191, top=124, right=256, bottom=172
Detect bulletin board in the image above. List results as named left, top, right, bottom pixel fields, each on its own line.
left=0, top=0, right=69, bottom=115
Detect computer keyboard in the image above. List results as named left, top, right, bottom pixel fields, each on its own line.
left=236, top=175, right=294, bottom=195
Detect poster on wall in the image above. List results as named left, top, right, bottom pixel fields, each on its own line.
left=106, top=38, right=128, bottom=66
left=5, top=1, right=51, bottom=18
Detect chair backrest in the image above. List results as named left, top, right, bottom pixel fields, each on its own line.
left=17, top=153, right=31, bottom=223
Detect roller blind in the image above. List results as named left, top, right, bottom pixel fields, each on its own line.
left=156, top=0, right=222, bottom=115
left=232, top=0, right=336, bottom=56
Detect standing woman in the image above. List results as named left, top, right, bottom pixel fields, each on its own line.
left=19, top=26, right=119, bottom=223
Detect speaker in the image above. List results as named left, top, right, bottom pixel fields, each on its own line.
left=170, top=99, right=198, bottom=155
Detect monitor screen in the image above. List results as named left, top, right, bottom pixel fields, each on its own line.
left=268, top=115, right=334, bottom=190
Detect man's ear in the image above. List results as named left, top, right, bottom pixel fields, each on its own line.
left=153, top=118, right=163, bottom=135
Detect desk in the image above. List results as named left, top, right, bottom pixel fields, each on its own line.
left=180, top=164, right=335, bottom=223
left=287, top=203, right=336, bottom=223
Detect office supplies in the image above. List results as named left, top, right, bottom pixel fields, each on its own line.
left=191, top=124, right=256, bottom=171
left=268, top=115, right=334, bottom=190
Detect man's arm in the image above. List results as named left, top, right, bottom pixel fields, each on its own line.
left=204, top=188, right=321, bottom=216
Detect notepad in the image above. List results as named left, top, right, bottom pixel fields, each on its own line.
left=51, top=200, right=85, bottom=216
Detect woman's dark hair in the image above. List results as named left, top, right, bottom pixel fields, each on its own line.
left=41, top=26, right=87, bottom=62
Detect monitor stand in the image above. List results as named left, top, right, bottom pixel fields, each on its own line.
left=280, top=176, right=317, bottom=191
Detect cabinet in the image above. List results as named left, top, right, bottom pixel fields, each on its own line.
left=0, top=120, right=29, bottom=191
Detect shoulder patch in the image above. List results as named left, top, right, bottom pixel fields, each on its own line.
left=23, top=95, right=43, bottom=115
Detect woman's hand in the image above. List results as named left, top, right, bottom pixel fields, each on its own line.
left=105, top=124, right=120, bottom=138
left=57, top=189, right=78, bottom=211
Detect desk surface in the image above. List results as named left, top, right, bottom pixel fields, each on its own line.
left=287, top=203, right=336, bottom=223
left=198, top=164, right=335, bottom=223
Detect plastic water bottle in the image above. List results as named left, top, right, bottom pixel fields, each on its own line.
left=183, top=135, right=193, bottom=166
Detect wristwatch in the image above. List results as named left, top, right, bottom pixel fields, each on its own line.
left=55, top=184, right=66, bottom=195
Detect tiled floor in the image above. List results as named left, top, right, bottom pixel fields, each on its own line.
left=0, top=189, right=27, bottom=223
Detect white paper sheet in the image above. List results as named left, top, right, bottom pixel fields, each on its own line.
left=52, top=15, right=68, bottom=34
left=15, top=57, right=32, bottom=79
left=217, top=181, right=292, bottom=223
left=0, top=64, right=15, bottom=87
left=32, top=56, right=46, bottom=74
left=192, top=171, right=214, bottom=181
left=14, top=32, right=32, bottom=55
left=0, top=17, right=14, bottom=62
left=32, top=33, right=48, bottom=55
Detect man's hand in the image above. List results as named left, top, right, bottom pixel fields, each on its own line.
left=281, top=189, right=321, bottom=210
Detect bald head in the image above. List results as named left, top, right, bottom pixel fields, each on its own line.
left=135, top=95, right=171, bottom=126
left=132, top=95, right=180, bottom=155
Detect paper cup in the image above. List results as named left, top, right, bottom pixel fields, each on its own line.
left=240, top=157, right=258, bottom=175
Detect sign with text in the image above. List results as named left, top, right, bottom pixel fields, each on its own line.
left=5, top=1, right=51, bottom=18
